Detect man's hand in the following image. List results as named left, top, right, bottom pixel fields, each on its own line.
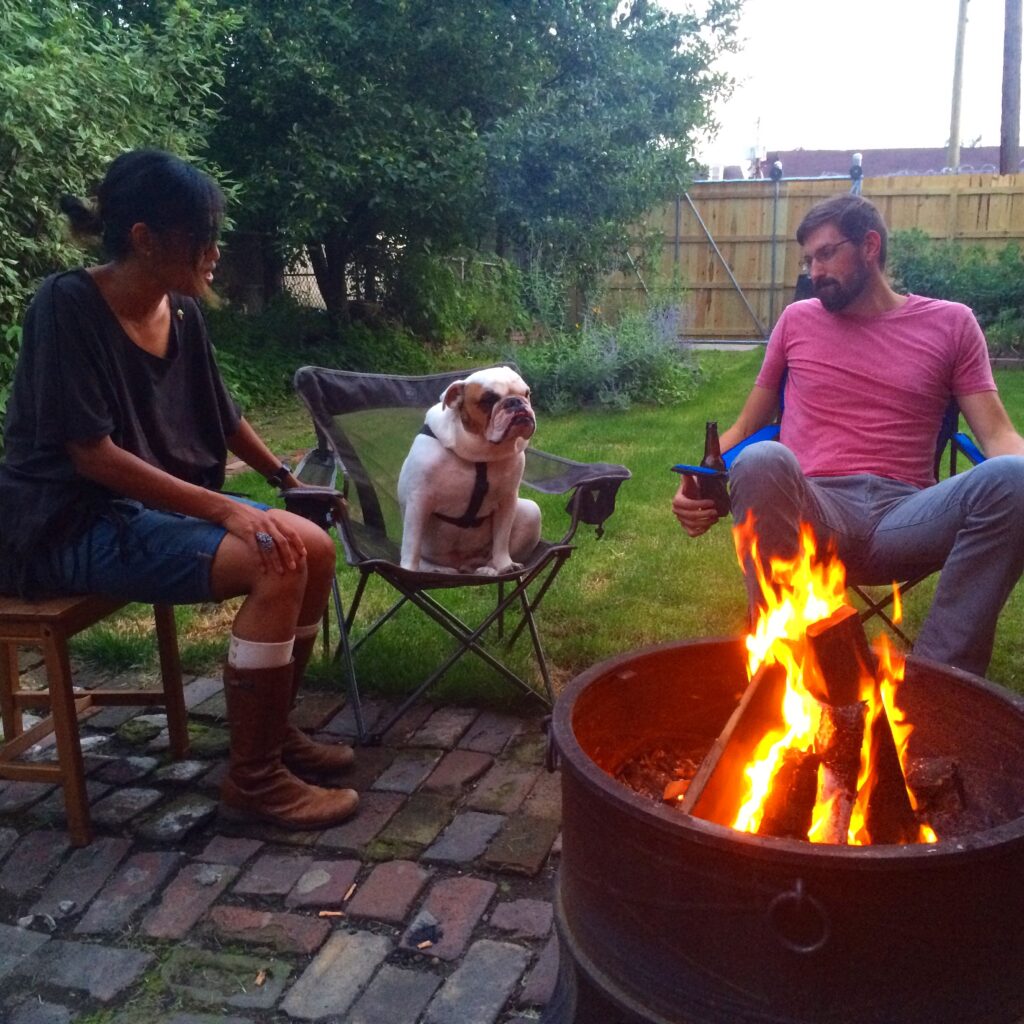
left=672, top=475, right=723, bottom=537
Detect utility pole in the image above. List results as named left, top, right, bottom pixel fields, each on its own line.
left=1001, top=0, right=1022, bottom=174
left=948, top=0, right=970, bottom=169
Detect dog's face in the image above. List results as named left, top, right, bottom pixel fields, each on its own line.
left=441, top=366, right=535, bottom=447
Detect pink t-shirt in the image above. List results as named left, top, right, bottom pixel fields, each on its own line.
left=755, top=295, right=995, bottom=488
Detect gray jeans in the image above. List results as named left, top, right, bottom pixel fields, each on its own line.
left=729, top=441, right=1024, bottom=675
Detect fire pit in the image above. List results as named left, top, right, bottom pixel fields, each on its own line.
left=546, top=637, right=1024, bottom=1024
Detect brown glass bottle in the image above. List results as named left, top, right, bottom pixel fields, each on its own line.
left=699, top=420, right=731, bottom=516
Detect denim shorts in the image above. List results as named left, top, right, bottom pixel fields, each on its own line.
left=32, top=496, right=270, bottom=604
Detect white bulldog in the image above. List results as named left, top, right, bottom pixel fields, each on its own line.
left=397, top=366, right=542, bottom=574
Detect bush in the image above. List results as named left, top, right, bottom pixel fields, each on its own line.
left=385, top=251, right=529, bottom=343
left=504, top=303, right=701, bottom=413
left=889, top=230, right=1024, bottom=354
left=206, top=296, right=432, bottom=410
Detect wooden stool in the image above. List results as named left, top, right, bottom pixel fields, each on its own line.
left=0, top=595, right=189, bottom=846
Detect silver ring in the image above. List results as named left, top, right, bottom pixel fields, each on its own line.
left=255, top=531, right=275, bottom=551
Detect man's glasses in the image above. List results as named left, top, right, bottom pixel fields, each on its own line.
left=799, top=238, right=855, bottom=275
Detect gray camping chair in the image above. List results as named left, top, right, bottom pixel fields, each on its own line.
left=285, top=366, right=631, bottom=744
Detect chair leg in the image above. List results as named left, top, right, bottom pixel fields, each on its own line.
left=42, top=625, right=91, bottom=848
left=0, top=641, right=20, bottom=740
left=332, top=577, right=367, bottom=744
left=154, top=604, right=189, bottom=759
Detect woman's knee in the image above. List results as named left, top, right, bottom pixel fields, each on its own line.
left=274, top=511, right=336, bottom=583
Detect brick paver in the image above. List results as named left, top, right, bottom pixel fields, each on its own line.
left=489, top=897, right=553, bottom=939
left=16, top=938, right=153, bottom=1002
left=422, top=810, right=505, bottom=864
left=346, top=860, right=429, bottom=923
left=366, top=793, right=455, bottom=860
left=317, top=790, right=404, bottom=853
left=285, top=858, right=360, bottom=909
left=234, top=852, right=314, bottom=895
left=482, top=814, right=560, bottom=876
left=348, top=963, right=441, bottom=1024
left=75, top=850, right=181, bottom=933
left=458, top=711, right=524, bottom=754
left=0, top=829, right=70, bottom=897
left=281, top=930, right=392, bottom=1020
left=402, top=875, right=496, bottom=961
left=204, top=905, right=331, bottom=955
left=142, top=861, right=238, bottom=939
left=422, top=749, right=494, bottom=794
left=518, top=933, right=560, bottom=1007
left=0, top=922, right=49, bottom=983
left=195, top=834, right=263, bottom=866
left=423, top=939, right=531, bottom=1024
left=371, top=747, right=444, bottom=794
left=29, top=835, right=131, bottom=919
left=409, top=707, right=479, bottom=749
left=466, top=762, right=541, bottom=814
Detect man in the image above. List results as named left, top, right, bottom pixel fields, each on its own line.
left=672, top=194, right=1024, bottom=676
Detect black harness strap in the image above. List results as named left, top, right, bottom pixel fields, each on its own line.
left=418, top=423, right=490, bottom=529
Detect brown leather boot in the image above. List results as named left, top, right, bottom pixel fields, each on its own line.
left=282, top=632, right=356, bottom=779
left=220, top=661, right=358, bottom=829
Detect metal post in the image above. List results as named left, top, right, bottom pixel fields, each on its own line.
left=768, top=161, right=783, bottom=329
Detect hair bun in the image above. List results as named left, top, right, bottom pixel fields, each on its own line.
left=60, top=194, right=102, bottom=237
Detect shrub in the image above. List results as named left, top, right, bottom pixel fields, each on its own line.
left=206, top=296, right=433, bottom=410
left=889, top=230, right=1024, bottom=354
left=505, top=303, right=701, bottom=413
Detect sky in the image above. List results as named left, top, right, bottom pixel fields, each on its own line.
left=663, top=0, right=1012, bottom=171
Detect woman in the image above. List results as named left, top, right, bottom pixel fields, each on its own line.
left=0, top=150, right=357, bottom=829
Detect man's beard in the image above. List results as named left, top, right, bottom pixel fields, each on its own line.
left=813, top=263, right=870, bottom=312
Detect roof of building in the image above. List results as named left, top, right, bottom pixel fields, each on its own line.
left=763, top=146, right=1012, bottom=178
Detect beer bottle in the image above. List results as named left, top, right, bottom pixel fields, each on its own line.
left=699, top=420, right=731, bottom=517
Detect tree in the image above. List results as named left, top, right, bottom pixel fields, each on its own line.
left=207, top=0, right=741, bottom=317
left=0, top=0, right=236, bottom=407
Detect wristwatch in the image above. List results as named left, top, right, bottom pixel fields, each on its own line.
left=265, top=462, right=292, bottom=488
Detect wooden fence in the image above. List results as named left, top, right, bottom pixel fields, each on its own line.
left=606, top=173, right=1024, bottom=340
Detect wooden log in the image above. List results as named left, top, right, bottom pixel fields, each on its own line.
left=758, top=748, right=821, bottom=839
left=815, top=699, right=866, bottom=844
left=807, top=605, right=919, bottom=844
left=805, top=605, right=875, bottom=704
left=681, top=662, right=788, bottom=826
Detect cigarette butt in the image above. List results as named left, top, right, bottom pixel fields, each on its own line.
left=254, top=969, right=267, bottom=987
left=416, top=940, right=433, bottom=950
left=343, top=883, right=357, bottom=901
left=317, top=910, right=345, bottom=918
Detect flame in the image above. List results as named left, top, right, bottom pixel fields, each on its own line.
left=729, top=515, right=935, bottom=845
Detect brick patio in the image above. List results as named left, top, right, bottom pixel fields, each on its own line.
left=0, top=651, right=560, bottom=1024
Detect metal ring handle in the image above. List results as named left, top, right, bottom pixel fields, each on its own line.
left=766, top=878, right=831, bottom=955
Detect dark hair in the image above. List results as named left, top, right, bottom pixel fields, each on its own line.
left=796, top=194, right=889, bottom=268
left=60, top=149, right=224, bottom=262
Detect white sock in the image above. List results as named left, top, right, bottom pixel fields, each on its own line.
left=294, top=622, right=320, bottom=640
left=228, top=634, right=294, bottom=670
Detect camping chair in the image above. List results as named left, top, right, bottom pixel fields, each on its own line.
left=718, top=399, right=985, bottom=646
left=288, top=366, right=631, bottom=744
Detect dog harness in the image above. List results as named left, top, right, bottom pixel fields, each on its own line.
left=418, top=424, right=490, bottom=529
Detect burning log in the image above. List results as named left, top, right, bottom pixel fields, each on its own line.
left=807, top=606, right=919, bottom=845
left=680, top=663, right=788, bottom=825
left=758, top=748, right=821, bottom=839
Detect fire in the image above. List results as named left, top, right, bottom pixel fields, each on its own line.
left=730, top=515, right=935, bottom=845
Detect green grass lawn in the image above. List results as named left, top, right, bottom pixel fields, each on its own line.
left=71, top=350, right=1024, bottom=701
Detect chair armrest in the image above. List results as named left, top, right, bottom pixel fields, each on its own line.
left=722, top=423, right=780, bottom=470
left=953, top=431, right=985, bottom=466
left=523, top=448, right=631, bottom=541
left=281, top=485, right=346, bottom=531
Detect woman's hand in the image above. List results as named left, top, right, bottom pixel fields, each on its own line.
left=672, top=475, right=722, bottom=538
left=219, top=502, right=307, bottom=574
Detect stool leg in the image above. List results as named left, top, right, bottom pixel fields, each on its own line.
left=0, top=641, right=21, bottom=740
left=42, top=626, right=92, bottom=847
left=154, top=604, right=189, bottom=759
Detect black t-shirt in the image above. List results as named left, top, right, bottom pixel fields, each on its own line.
left=0, top=269, right=241, bottom=592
